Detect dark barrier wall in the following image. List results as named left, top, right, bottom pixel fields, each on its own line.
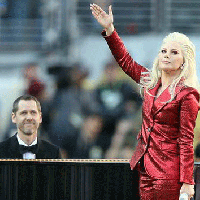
left=0, top=159, right=199, bottom=200
left=0, top=159, right=139, bottom=200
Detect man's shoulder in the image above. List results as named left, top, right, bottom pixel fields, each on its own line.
left=0, top=135, right=15, bottom=147
left=39, top=139, right=59, bottom=150
left=0, top=135, right=17, bottom=158
left=38, top=138, right=61, bottom=159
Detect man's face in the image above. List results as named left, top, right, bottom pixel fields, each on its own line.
left=12, top=100, right=42, bottom=137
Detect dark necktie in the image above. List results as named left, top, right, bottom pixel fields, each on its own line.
left=19, top=144, right=38, bottom=154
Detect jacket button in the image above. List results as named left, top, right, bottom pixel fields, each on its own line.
left=148, top=127, right=152, bottom=132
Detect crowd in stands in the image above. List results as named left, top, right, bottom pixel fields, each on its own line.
left=1, top=0, right=200, bottom=160
left=3, top=60, right=143, bottom=159
left=3, top=59, right=200, bottom=160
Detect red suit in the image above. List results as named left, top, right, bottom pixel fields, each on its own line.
left=102, top=30, right=199, bottom=199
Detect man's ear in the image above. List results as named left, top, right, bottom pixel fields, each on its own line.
left=39, top=112, right=42, bottom=124
left=12, top=112, right=16, bottom=123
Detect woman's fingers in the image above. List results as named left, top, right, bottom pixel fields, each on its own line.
left=90, top=4, right=101, bottom=18
left=92, top=3, right=102, bottom=11
left=90, top=3, right=114, bottom=31
left=90, top=3, right=102, bottom=14
left=90, top=3, right=108, bottom=21
left=90, top=4, right=100, bottom=19
left=91, top=11, right=98, bottom=19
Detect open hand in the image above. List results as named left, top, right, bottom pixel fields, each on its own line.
left=90, top=3, right=114, bottom=31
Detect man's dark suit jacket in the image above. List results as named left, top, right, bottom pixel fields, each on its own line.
left=0, top=134, right=61, bottom=159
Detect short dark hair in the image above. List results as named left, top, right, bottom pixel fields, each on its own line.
left=12, top=95, right=41, bottom=113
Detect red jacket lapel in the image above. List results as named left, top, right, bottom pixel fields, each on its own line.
left=148, top=79, right=184, bottom=115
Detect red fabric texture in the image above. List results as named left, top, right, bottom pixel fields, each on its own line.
left=137, top=158, right=182, bottom=200
left=102, top=30, right=200, bottom=185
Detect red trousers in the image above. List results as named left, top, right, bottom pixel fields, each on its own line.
left=136, top=158, right=182, bottom=200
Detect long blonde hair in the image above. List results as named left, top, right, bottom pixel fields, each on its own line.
left=145, top=32, right=200, bottom=100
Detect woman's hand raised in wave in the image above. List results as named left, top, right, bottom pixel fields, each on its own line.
left=90, top=3, right=114, bottom=36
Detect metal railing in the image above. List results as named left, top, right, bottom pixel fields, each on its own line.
left=1, top=0, right=200, bottom=52
left=77, top=0, right=153, bottom=35
left=0, top=0, right=63, bottom=52
left=0, top=18, right=43, bottom=52
left=77, top=0, right=200, bottom=35
left=167, top=0, right=200, bottom=33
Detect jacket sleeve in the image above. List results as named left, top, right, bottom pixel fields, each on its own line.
left=102, top=29, right=148, bottom=83
left=179, top=89, right=199, bottom=184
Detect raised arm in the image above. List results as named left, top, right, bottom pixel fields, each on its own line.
left=90, top=3, right=148, bottom=83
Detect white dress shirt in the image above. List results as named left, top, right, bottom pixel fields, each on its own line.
left=17, top=134, right=37, bottom=159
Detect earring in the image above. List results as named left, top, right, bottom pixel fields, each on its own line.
left=180, top=63, right=184, bottom=70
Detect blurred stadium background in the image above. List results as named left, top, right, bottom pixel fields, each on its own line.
left=0, top=0, right=200, bottom=157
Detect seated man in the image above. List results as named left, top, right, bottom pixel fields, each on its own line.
left=0, top=95, right=61, bottom=159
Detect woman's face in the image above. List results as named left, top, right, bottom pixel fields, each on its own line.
left=158, top=41, right=184, bottom=75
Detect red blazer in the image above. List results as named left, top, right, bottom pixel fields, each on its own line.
left=102, top=30, right=200, bottom=184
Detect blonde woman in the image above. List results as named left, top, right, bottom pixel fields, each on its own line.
left=90, top=4, right=200, bottom=200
